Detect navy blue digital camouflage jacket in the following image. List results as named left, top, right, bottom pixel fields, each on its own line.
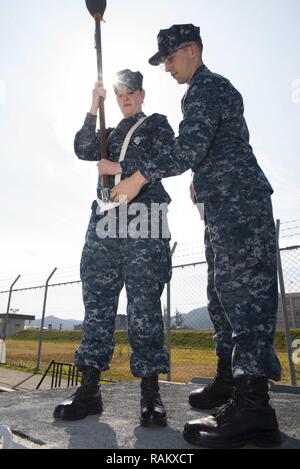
left=74, top=112, right=172, bottom=205
left=121, top=65, right=273, bottom=202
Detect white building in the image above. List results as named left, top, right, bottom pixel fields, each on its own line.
left=0, top=314, right=36, bottom=338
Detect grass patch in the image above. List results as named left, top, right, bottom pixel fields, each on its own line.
left=5, top=337, right=300, bottom=385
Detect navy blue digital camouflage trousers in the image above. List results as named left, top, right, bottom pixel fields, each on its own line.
left=75, top=204, right=172, bottom=378
left=204, top=191, right=282, bottom=381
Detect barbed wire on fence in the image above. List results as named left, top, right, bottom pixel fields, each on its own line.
left=281, top=219, right=300, bottom=225
left=0, top=245, right=299, bottom=294
left=281, top=233, right=300, bottom=240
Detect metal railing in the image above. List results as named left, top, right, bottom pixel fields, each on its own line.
left=36, top=361, right=81, bottom=390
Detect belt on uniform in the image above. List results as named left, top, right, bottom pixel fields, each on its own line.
left=97, top=116, right=147, bottom=213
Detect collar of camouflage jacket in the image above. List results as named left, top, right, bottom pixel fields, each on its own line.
left=190, top=64, right=208, bottom=84
left=119, top=111, right=146, bottom=127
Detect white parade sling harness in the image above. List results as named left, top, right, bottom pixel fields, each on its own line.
left=97, top=116, right=147, bottom=213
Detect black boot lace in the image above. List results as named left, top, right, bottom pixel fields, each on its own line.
left=212, top=389, right=239, bottom=422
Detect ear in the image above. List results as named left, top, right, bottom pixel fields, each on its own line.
left=191, top=42, right=202, bottom=59
left=141, top=89, right=146, bottom=101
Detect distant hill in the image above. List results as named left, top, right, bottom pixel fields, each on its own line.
left=181, top=307, right=213, bottom=330
left=25, top=315, right=82, bottom=331
left=25, top=308, right=213, bottom=332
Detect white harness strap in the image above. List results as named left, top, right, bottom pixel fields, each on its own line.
left=97, top=116, right=147, bottom=213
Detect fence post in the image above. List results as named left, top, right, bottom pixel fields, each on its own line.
left=276, top=220, right=297, bottom=386
left=166, top=242, right=177, bottom=382
left=3, top=275, right=21, bottom=341
left=35, top=268, right=57, bottom=372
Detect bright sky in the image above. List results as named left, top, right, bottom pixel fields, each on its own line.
left=0, top=0, right=299, bottom=319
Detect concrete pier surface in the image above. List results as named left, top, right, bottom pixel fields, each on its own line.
left=0, top=375, right=300, bottom=449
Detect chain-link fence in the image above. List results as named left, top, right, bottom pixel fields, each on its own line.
left=0, top=244, right=299, bottom=386
left=278, top=246, right=300, bottom=327
left=164, top=246, right=300, bottom=385
left=276, top=245, right=300, bottom=384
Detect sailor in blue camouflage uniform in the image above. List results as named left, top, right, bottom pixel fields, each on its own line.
left=53, top=70, right=173, bottom=427
left=105, top=26, right=282, bottom=448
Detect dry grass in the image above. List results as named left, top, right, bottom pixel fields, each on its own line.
left=5, top=339, right=300, bottom=384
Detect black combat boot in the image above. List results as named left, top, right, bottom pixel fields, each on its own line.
left=140, top=376, right=167, bottom=427
left=53, top=367, right=103, bottom=421
left=183, top=376, right=281, bottom=448
left=188, top=357, right=234, bottom=410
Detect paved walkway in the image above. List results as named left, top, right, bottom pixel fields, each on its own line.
left=0, top=366, right=69, bottom=391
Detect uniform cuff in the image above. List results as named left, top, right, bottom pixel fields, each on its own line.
left=134, top=161, right=154, bottom=184
left=84, top=113, right=97, bottom=130
left=120, top=160, right=137, bottom=176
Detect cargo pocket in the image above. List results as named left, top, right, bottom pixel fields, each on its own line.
left=154, top=239, right=172, bottom=285
left=227, top=234, right=275, bottom=272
